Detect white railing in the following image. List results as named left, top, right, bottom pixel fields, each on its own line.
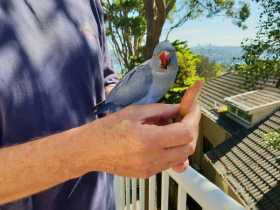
left=114, top=167, right=245, bottom=210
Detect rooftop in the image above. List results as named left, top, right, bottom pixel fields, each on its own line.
left=198, top=72, right=280, bottom=210
left=225, top=90, right=280, bottom=113
left=199, top=72, right=280, bottom=136
left=206, top=111, right=280, bottom=210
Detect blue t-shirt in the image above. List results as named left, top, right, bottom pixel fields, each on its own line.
left=0, top=0, right=118, bottom=209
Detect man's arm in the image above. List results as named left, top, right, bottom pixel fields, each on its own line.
left=0, top=103, right=200, bottom=205
left=0, top=123, right=92, bottom=205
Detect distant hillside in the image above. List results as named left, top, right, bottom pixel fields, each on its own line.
left=191, top=46, right=243, bottom=65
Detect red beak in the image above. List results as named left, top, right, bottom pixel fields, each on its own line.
left=159, top=51, right=170, bottom=69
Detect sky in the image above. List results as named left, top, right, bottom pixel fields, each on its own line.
left=111, top=1, right=262, bottom=69
left=161, top=2, right=261, bottom=47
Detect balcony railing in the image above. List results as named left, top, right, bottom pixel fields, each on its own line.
left=114, top=167, right=245, bottom=210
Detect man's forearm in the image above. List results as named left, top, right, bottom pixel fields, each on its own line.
left=0, top=102, right=201, bottom=205
left=0, top=123, right=96, bottom=205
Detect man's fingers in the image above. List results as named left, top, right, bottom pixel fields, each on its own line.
left=145, top=104, right=200, bottom=149
left=143, top=123, right=193, bottom=148
left=172, top=159, right=189, bottom=173
left=163, top=144, right=193, bottom=162
left=150, top=146, right=191, bottom=175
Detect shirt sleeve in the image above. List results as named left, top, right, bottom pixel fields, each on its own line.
left=103, top=42, right=119, bottom=86
left=97, top=0, right=119, bottom=87
left=96, top=0, right=119, bottom=87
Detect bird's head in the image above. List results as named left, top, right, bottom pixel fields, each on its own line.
left=152, top=41, right=178, bottom=73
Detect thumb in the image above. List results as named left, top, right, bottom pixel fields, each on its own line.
left=180, top=80, right=204, bottom=117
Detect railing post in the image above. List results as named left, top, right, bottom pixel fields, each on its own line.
left=177, top=186, right=187, bottom=210
left=149, top=175, right=157, bottom=210
left=114, top=176, right=125, bottom=210
left=167, top=168, right=245, bottom=210
left=139, top=179, right=145, bottom=210
left=161, top=171, right=169, bottom=210
left=125, top=177, right=131, bottom=210
left=132, top=178, right=137, bottom=210
left=115, top=167, right=245, bottom=210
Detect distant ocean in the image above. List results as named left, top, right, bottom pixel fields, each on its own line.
left=110, top=45, right=244, bottom=73
left=190, top=45, right=243, bottom=65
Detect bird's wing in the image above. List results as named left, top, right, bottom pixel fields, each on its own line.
left=106, top=61, right=153, bottom=107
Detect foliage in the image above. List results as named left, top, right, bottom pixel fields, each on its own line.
left=163, top=40, right=203, bottom=103
left=196, top=55, right=225, bottom=80
left=103, top=0, right=146, bottom=74
left=263, top=130, right=280, bottom=151
left=103, top=0, right=251, bottom=74
left=163, top=40, right=225, bottom=103
left=236, top=0, right=280, bottom=89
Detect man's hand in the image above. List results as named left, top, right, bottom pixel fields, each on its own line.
left=173, top=80, right=204, bottom=172
left=0, top=102, right=200, bottom=204
left=81, top=103, right=201, bottom=178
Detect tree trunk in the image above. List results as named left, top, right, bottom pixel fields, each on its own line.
left=143, top=0, right=176, bottom=59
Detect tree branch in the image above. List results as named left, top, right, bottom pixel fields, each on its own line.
left=166, top=0, right=176, bottom=14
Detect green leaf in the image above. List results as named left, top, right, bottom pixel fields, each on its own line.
left=263, top=130, right=280, bottom=151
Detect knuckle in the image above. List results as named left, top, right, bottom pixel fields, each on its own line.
left=133, top=127, right=154, bottom=150
left=184, top=129, right=194, bottom=143
left=188, top=142, right=196, bottom=155
left=180, top=151, right=188, bottom=160
left=136, top=137, right=149, bottom=151
left=130, top=124, right=140, bottom=139
left=184, top=160, right=190, bottom=169
left=180, top=157, right=187, bottom=163
left=136, top=155, right=147, bottom=167
left=131, top=123, right=141, bottom=135
left=183, top=148, right=189, bottom=157
left=131, top=125, right=145, bottom=143
left=148, top=137, right=161, bottom=149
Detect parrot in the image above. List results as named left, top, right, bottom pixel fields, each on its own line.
left=94, top=40, right=179, bottom=114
